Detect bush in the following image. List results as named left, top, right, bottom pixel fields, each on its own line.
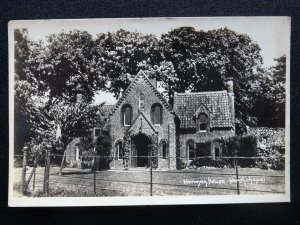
left=195, top=142, right=211, bottom=157
left=81, top=150, right=95, bottom=169
left=14, top=157, right=23, bottom=167
left=176, top=158, right=187, bottom=169
left=223, top=135, right=257, bottom=167
left=256, top=146, right=285, bottom=170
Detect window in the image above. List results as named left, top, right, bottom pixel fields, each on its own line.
left=212, top=140, right=222, bottom=159
left=139, top=93, right=145, bottom=110
left=198, top=114, right=208, bottom=132
left=122, top=105, right=132, bottom=126
left=161, top=140, right=167, bottom=159
left=94, top=128, right=101, bottom=138
left=75, top=146, right=79, bottom=161
left=116, top=141, right=123, bottom=160
left=151, top=103, right=162, bottom=125
left=187, top=140, right=195, bottom=160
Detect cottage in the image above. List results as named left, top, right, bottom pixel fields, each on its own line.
left=90, top=71, right=235, bottom=170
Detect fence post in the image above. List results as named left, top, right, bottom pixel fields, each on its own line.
left=21, top=146, right=29, bottom=194
left=150, top=153, right=153, bottom=196
left=235, top=158, right=240, bottom=195
left=43, top=145, right=51, bottom=196
left=59, top=150, right=66, bottom=176
left=32, top=161, right=36, bottom=191
left=93, top=155, right=97, bottom=195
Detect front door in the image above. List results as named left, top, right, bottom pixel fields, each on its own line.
left=133, top=133, right=150, bottom=167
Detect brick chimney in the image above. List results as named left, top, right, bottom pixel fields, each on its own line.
left=225, top=77, right=235, bottom=129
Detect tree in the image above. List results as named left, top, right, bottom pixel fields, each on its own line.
left=251, top=55, right=286, bottom=127
left=14, top=29, right=51, bottom=154
left=48, top=102, right=107, bottom=150
left=159, top=27, right=263, bottom=132
left=95, top=29, right=161, bottom=98
left=40, top=30, right=106, bottom=105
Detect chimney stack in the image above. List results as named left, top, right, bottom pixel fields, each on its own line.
left=225, top=77, right=234, bottom=94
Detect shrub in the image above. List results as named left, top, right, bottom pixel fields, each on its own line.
left=176, top=158, right=187, bottom=169
left=256, top=146, right=285, bottom=170
left=80, top=150, right=95, bottom=169
left=195, top=141, right=211, bottom=157
left=223, top=135, right=257, bottom=167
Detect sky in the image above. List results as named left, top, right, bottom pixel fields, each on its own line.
left=10, top=17, right=290, bottom=104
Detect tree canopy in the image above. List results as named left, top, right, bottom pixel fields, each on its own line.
left=14, top=26, right=286, bottom=153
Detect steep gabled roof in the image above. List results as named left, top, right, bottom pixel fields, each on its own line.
left=174, top=90, right=232, bottom=129
left=109, top=70, right=176, bottom=117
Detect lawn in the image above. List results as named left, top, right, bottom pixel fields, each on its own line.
left=12, top=166, right=285, bottom=197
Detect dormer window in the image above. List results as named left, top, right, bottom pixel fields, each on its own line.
left=197, top=114, right=208, bottom=132
left=139, top=93, right=145, bottom=111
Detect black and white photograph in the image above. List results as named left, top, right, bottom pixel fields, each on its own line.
left=8, top=17, right=290, bottom=206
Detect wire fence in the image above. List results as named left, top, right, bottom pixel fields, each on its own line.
left=13, top=151, right=285, bottom=197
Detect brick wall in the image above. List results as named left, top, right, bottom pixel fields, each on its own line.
left=109, top=74, right=177, bottom=170
left=178, top=129, right=235, bottom=165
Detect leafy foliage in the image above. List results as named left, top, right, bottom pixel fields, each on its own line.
left=14, top=29, right=53, bottom=154
left=250, top=55, right=286, bottom=127
left=94, top=29, right=161, bottom=98
left=14, top=26, right=286, bottom=158
left=40, top=30, right=106, bottom=104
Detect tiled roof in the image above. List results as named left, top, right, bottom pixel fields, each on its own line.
left=174, top=91, right=233, bottom=129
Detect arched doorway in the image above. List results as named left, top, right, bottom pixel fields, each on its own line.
left=132, top=133, right=151, bottom=167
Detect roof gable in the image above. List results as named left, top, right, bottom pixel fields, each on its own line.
left=109, top=70, right=176, bottom=117
left=174, top=91, right=233, bottom=129
left=128, top=111, right=158, bottom=134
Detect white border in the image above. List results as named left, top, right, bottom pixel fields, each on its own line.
left=8, top=17, right=291, bottom=207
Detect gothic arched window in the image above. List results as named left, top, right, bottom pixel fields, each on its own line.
left=161, top=140, right=168, bottom=159
left=122, top=105, right=133, bottom=126
left=116, top=141, right=123, bottom=160
left=187, top=140, right=195, bottom=160
left=151, top=103, right=162, bottom=125
left=212, top=140, right=222, bottom=159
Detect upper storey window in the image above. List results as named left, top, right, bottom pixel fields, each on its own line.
left=197, top=114, right=208, bottom=132
left=122, top=105, right=132, bottom=126
left=151, top=103, right=162, bottom=125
